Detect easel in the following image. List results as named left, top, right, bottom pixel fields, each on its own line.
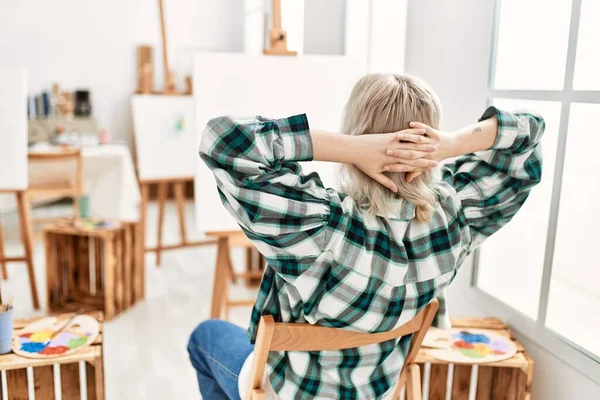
left=139, top=178, right=214, bottom=266
left=206, top=231, right=265, bottom=320
left=264, top=0, right=297, bottom=56
left=0, top=190, right=40, bottom=309
left=134, top=0, right=211, bottom=266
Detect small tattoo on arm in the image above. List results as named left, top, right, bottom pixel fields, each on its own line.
left=472, top=126, right=482, bottom=134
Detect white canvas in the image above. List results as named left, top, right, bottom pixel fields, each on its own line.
left=131, top=95, right=195, bottom=181
left=194, top=52, right=363, bottom=232
left=0, top=68, right=28, bottom=190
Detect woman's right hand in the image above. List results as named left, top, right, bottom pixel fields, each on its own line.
left=394, top=122, right=457, bottom=182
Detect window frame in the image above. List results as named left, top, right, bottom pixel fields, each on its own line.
left=469, top=0, right=600, bottom=384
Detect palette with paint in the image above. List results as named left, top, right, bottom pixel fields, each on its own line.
left=12, top=315, right=100, bottom=359
left=423, top=328, right=517, bottom=364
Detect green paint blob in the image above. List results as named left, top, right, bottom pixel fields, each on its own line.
left=459, top=349, right=485, bottom=359
left=67, top=337, right=87, bottom=349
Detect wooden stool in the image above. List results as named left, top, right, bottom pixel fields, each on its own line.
left=415, top=317, right=534, bottom=400
left=206, top=231, right=265, bottom=319
left=44, top=220, right=144, bottom=320
left=0, top=311, right=105, bottom=400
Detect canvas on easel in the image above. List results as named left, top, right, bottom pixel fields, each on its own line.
left=193, top=52, right=363, bottom=233
left=131, top=95, right=198, bottom=265
left=0, top=68, right=28, bottom=191
left=131, top=95, right=195, bottom=181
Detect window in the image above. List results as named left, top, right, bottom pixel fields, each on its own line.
left=472, top=0, right=600, bottom=380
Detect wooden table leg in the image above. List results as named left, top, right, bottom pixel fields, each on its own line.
left=0, top=214, right=8, bottom=279
left=173, top=181, right=187, bottom=245
left=156, top=182, right=167, bottom=266
left=210, top=237, right=230, bottom=319
left=16, top=191, right=40, bottom=309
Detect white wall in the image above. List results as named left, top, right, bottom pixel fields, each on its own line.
left=405, top=1, right=600, bottom=399
left=304, top=0, right=346, bottom=55
left=0, top=0, right=351, bottom=143
left=0, top=0, right=244, bottom=143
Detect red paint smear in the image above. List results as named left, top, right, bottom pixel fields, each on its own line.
left=19, top=333, right=32, bottom=338
left=40, top=346, right=70, bottom=355
left=454, top=340, right=474, bottom=349
left=493, top=350, right=506, bottom=355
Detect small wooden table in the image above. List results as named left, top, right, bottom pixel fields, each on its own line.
left=415, top=317, right=534, bottom=400
left=0, top=311, right=105, bottom=400
left=44, top=219, right=144, bottom=320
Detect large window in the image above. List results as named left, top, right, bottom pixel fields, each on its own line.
left=473, top=0, right=600, bottom=380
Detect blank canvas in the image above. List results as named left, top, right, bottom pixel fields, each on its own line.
left=132, top=95, right=195, bottom=181
left=194, top=52, right=363, bottom=232
left=0, top=68, right=28, bottom=190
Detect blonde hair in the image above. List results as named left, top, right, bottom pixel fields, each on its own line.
left=339, top=74, right=441, bottom=222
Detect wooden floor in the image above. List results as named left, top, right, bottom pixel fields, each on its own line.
left=0, top=201, right=255, bottom=400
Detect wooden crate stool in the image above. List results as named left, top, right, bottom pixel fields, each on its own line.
left=44, top=220, right=145, bottom=320
left=0, top=311, right=105, bottom=400
left=415, top=317, right=534, bottom=400
left=247, top=300, right=439, bottom=400
left=207, top=231, right=265, bottom=319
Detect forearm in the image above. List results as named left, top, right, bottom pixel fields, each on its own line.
left=311, top=129, right=358, bottom=163
left=447, top=117, right=498, bottom=158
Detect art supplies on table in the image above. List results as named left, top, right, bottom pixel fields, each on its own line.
left=13, top=314, right=100, bottom=359
left=98, top=128, right=111, bottom=144
left=73, top=218, right=121, bottom=231
left=74, top=90, right=92, bottom=116
left=423, top=328, right=517, bottom=364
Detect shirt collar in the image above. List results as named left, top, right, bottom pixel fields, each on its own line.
left=375, top=198, right=416, bottom=221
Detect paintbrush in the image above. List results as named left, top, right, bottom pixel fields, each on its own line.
left=0, top=295, right=13, bottom=313
left=42, top=309, right=84, bottom=347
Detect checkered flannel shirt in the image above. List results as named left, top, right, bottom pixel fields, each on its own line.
left=199, top=106, right=544, bottom=399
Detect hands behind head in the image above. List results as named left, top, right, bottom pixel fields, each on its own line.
left=353, top=122, right=452, bottom=193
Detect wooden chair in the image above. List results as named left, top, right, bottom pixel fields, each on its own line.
left=246, top=299, right=439, bottom=400
left=27, top=148, right=84, bottom=218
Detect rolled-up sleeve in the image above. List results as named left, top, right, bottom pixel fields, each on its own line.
left=441, top=106, right=545, bottom=252
left=199, top=114, right=330, bottom=263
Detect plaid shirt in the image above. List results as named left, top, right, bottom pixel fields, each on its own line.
left=199, top=106, right=544, bottom=399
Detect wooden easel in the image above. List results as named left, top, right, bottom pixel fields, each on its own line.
left=264, top=0, right=297, bottom=56
left=206, top=230, right=265, bottom=320
left=0, top=190, right=40, bottom=309
left=139, top=178, right=214, bottom=266
left=158, top=0, right=178, bottom=95
left=133, top=0, right=210, bottom=266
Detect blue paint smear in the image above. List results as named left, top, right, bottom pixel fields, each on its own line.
left=21, top=342, right=46, bottom=353
left=451, top=331, right=490, bottom=344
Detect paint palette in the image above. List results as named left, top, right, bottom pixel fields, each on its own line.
left=13, top=315, right=100, bottom=359
left=424, top=329, right=517, bottom=364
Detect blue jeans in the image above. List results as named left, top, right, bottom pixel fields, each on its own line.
left=187, top=320, right=255, bottom=400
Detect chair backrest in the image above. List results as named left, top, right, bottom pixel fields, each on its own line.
left=27, top=148, right=83, bottom=197
left=246, top=298, right=439, bottom=400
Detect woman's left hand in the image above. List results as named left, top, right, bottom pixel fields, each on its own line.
left=353, top=128, right=438, bottom=193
